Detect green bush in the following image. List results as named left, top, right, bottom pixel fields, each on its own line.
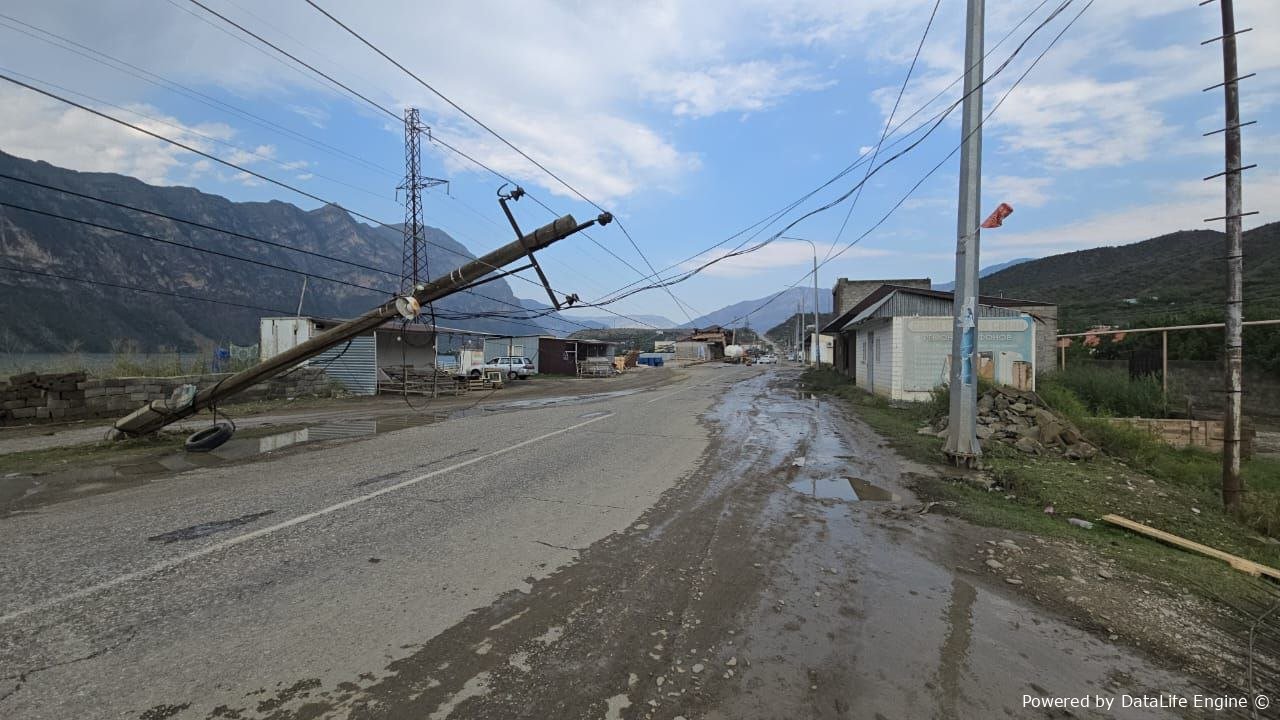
left=1040, top=366, right=1170, bottom=418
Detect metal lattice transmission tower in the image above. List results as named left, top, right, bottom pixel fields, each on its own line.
left=399, top=108, right=448, bottom=296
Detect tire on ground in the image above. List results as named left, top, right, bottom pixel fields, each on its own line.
left=184, top=422, right=234, bottom=453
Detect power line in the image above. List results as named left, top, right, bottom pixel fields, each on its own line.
left=588, top=0, right=1062, bottom=305
left=0, top=262, right=296, bottom=316
left=0, top=173, right=400, bottom=277
left=176, top=0, right=682, bottom=325
left=298, top=0, right=701, bottom=323
left=591, top=0, right=1081, bottom=310
left=0, top=173, right=606, bottom=333
left=709, top=0, right=1095, bottom=331
left=0, top=12, right=398, bottom=179
left=826, top=0, right=942, bottom=265
left=0, top=199, right=396, bottom=295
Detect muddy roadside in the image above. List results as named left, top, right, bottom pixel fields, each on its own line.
left=175, top=369, right=1213, bottom=720
left=800, top=369, right=1280, bottom=709
left=0, top=368, right=689, bottom=516
left=0, top=366, right=688, bottom=455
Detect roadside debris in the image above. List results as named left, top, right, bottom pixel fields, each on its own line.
left=1067, top=518, right=1094, bottom=530
left=1102, top=514, right=1280, bottom=580
left=920, top=386, right=1099, bottom=459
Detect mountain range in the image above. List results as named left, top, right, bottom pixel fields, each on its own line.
left=980, top=224, right=1280, bottom=330
left=933, top=258, right=1032, bottom=291
left=0, top=150, right=582, bottom=352
left=678, top=286, right=833, bottom=331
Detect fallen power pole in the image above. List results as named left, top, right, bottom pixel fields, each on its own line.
left=112, top=212, right=608, bottom=437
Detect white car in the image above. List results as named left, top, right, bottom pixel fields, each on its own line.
left=756, top=355, right=778, bottom=365
left=473, top=356, right=537, bottom=380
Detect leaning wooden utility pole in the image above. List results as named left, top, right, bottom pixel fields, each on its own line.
left=944, top=0, right=985, bottom=466
left=1206, top=0, right=1255, bottom=512
left=112, top=212, right=608, bottom=437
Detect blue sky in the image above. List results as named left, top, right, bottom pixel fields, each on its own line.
left=1, top=0, right=1276, bottom=325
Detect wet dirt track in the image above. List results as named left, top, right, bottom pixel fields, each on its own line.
left=0, top=366, right=1201, bottom=719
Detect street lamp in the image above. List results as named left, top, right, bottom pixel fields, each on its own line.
left=780, top=236, right=822, bottom=369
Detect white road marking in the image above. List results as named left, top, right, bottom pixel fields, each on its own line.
left=0, top=412, right=614, bottom=624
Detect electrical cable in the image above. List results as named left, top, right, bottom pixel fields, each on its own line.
left=0, top=12, right=398, bottom=178
left=178, top=0, right=689, bottom=325
left=0, top=200, right=397, bottom=295
left=587, top=0, right=1082, bottom=311
left=0, top=70, right=645, bottom=331
left=298, top=0, right=701, bottom=322
left=826, top=0, right=942, bottom=264
left=702, top=0, right=1096, bottom=331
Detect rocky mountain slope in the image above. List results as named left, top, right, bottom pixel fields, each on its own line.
left=0, top=150, right=565, bottom=352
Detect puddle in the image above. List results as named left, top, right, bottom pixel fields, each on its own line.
left=788, top=476, right=898, bottom=502
left=3, top=414, right=443, bottom=515
left=147, top=510, right=276, bottom=543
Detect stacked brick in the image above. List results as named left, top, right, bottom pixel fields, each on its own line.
left=0, top=368, right=337, bottom=426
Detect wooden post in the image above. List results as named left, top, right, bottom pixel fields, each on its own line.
left=1161, top=330, right=1168, bottom=395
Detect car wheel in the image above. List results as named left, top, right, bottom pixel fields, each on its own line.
left=508, top=371, right=518, bottom=380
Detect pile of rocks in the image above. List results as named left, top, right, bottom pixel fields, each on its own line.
left=923, top=386, right=1099, bottom=460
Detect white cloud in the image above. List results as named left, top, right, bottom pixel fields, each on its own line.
left=986, top=175, right=1052, bottom=208
left=0, top=85, right=236, bottom=184
left=983, top=170, right=1280, bottom=260
left=649, top=59, right=832, bottom=118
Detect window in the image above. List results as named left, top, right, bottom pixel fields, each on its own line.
left=875, top=337, right=882, bottom=363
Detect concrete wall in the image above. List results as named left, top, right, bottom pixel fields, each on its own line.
left=832, top=278, right=932, bottom=317
left=855, top=319, right=895, bottom=398
left=0, top=368, right=339, bottom=426
left=1005, top=303, right=1058, bottom=377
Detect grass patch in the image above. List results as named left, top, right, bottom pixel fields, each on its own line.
left=801, top=367, right=1280, bottom=599
left=1040, top=366, right=1171, bottom=418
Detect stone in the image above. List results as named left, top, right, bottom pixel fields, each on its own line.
left=726, top=657, right=737, bottom=667
left=1011, top=402, right=1029, bottom=413
left=1067, top=518, right=1094, bottom=530
left=976, top=425, right=994, bottom=440
left=1005, top=577, right=1023, bottom=585
left=985, top=558, right=1004, bottom=570
left=1097, top=568, right=1113, bottom=579
left=691, top=663, right=704, bottom=674
left=1014, top=437, right=1041, bottom=455
left=1037, top=421, right=1064, bottom=446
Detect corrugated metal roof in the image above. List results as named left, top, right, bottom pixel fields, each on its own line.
left=309, top=335, right=376, bottom=396
left=841, top=287, right=1022, bottom=331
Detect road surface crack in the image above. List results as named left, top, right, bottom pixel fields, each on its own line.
left=533, top=540, right=587, bottom=552
left=0, top=627, right=137, bottom=703
left=518, top=495, right=627, bottom=510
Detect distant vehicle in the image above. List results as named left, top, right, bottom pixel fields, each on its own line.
left=473, top=356, right=536, bottom=380
left=757, top=354, right=778, bottom=364
left=724, top=345, right=746, bottom=361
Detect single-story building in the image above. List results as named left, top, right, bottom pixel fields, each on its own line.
left=676, top=326, right=728, bottom=360
left=484, top=335, right=620, bottom=376
left=821, top=285, right=1056, bottom=402
left=260, top=316, right=494, bottom=395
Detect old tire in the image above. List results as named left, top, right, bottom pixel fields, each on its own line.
left=470, top=369, right=482, bottom=379
left=185, top=422, right=234, bottom=453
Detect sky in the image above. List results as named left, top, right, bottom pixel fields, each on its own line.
left=0, top=0, right=1276, bottom=326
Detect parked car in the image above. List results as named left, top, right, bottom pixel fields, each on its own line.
left=757, top=354, right=778, bottom=364
left=473, top=356, right=536, bottom=379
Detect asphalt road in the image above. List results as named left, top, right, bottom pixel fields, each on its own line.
left=0, top=364, right=1197, bottom=719
left=0, top=364, right=743, bottom=719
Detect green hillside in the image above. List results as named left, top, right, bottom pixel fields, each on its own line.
left=981, top=222, right=1280, bottom=331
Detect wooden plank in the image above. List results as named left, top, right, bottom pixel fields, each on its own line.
left=1101, top=514, right=1280, bottom=580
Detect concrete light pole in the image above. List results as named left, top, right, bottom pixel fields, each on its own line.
left=944, top=0, right=985, bottom=466
left=782, top=236, right=822, bottom=369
